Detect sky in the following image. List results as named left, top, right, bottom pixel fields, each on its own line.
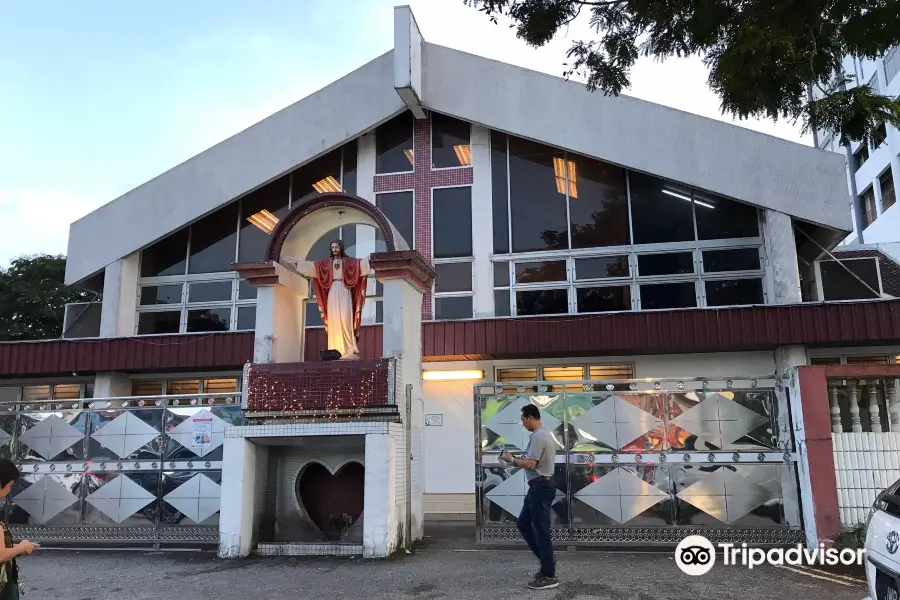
left=0, top=0, right=811, bottom=268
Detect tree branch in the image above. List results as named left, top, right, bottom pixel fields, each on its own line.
left=573, top=0, right=628, bottom=6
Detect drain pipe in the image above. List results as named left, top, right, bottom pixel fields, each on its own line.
left=405, top=383, right=413, bottom=551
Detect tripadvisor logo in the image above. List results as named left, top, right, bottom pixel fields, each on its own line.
left=674, top=535, right=865, bottom=576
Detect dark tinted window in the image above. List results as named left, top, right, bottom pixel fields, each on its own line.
left=515, top=261, right=566, bottom=283
left=821, top=258, right=881, bottom=300
left=640, top=282, right=697, bottom=309
left=342, top=140, right=358, bottom=196
left=376, top=111, right=415, bottom=174
left=307, top=227, right=343, bottom=261
left=137, top=312, right=180, bottom=335
left=705, top=279, right=764, bottom=306
left=238, top=176, right=290, bottom=263
left=638, top=253, right=694, bottom=276
left=291, top=149, right=343, bottom=202
left=494, top=290, right=511, bottom=317
left=577, top=286, right=631, bottom=313
left=139, top=284, right=182, bottom=306
left=629, top=173, right=695, bottom=244
left=435, top=263, right=472, bottom=293
left=494, top=262, right=510, bottom=287
left=575, top=256, right=629, bottom=279
left=376, top=191, right=414, bottom=250
left=434, top=296, right=473, bottom=320
left=236, top=306, right=256, bottom=331
left=491, top=131, right=510, bottom=254
left=187, top=307, right=231, bottom=332
left=702, top=248, right=761, bottom=272
left=694, top=193, right=759, bottom=239
left=516, top=289, right=568, bottom=316
left=569, top=156, right=630, bottom=248
left=188, top=203, right=239, bottom=274
left=140, top=229, right=188, bottom=277
left=508, top=137, right=568, bottom=252
left=432, top=114, right=471, bottom=168
left=306, top=301, right=323, bottom=327
left=188, top=281, right=233, bottom=303
left=238, top=279, right=256, bottom=300
left=433, top=187, right=472, bottom=258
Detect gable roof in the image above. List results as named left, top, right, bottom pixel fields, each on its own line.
left=65, top=5, right=850, bottom=285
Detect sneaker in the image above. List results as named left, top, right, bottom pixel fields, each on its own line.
left=527, top=574, right=559, bottom=590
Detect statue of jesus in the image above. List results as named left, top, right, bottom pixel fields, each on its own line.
left=284, top=240, right=371, bottom=359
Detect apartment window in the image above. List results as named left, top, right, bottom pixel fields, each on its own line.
left=885, top=46, right=900, bottom=85
left=432, top=187, right=474, bottom=320
left=872, top=123, right=888, bottom=149
left=376, top=111, right=415, bottom=174
left=495, top=363, right=634, bottom=391
left=880, top=170, right=896, bottom=212
left=855, top=144, right=869, bottom=169
left=861, top=187, right=878, bottom=227
left=431, top=113, right=471, bottom=168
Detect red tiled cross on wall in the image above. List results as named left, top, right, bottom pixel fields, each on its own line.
left=373, top=117, right=473, bottom=319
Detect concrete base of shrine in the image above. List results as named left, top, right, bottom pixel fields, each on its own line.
left=218, top=422, right=415, bottom=559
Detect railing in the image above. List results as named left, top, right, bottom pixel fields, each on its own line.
left=827, top=370, right=900, bottom=433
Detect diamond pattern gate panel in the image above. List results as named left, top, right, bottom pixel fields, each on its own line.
left=475, top=378, right=804, bottom=545
left=1, top=392, right=241, bottom=545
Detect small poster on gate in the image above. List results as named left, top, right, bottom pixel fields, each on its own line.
left=192, top=417, right=213, bottom=448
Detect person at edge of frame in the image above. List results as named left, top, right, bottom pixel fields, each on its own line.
left=500, top=403, right=559, bottom=590
left=0, top=459, right=39, bottom=599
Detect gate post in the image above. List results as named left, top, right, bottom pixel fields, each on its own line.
left=786, top=365, right=841, bottom=548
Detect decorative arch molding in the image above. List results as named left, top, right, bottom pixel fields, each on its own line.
left=264, top=191, right=408, bottom=263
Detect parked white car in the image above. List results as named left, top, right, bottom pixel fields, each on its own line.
left=865, top=477, right=900, bottom=600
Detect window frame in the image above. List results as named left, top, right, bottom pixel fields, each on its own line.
left=429, top=113, right=473, bottom=171
left=814, top=256, right=885, bottom=302
left=430, top=184, right=475, bottom=321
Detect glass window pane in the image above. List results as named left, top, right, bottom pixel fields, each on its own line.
left=306, top=301, right=323, bottom=327
left=880, top=169, right=896, bottom=211
left=188, top=281, right=233, bottom=303
left=204, top=378, right=238, bottom=393
left=342, top=139, right=358, bottom=196
left=290, top=148, right=343, bottom=202
left=132, top=380, right=163, bottom=396
left=577, top=286, right=631, bottom=313
left=702, top=248, right=761, bottom=272
left=238, top=279, right=256, bottom=300
left=236, top=306, right=256, bottom=331
left=433, top=187, right=473, bottom=258
left=188, top=203, right=239, bottom=274
left=137, top=311, right=181, bottom=335
left=0, top=388, right=18, bottom=403
left=575, top=256, right=629, bottom=280
left=694, top=193, right=759, bottom=240
left=640, top=282, right=697, bottom=310
left=509, top=136, right=568, bottom=252
left=515, top=260, right=566, bottom=284
left=22, top=385, right=50, bottom=402
left=494, top=262, right=510, bottom=287
left=638, top=253, right=694, bottom=276
left=491, top=131, right=510, bottom=254
left=434, top=296, right=473, bottom=321
left=84, top=383, right=94, bottom=398
left=496, top=367, right=538, bottom=382
left=376, top=301, right=383, bottom=324
left=140, top=229, right=188, bottom=277
left=588, top=364, right=634, bottom=379
left=494, top=290, right=511, bottom=317
left=628, top=172, right=695, bottom=244
left=705, top=279, right=764, bottom=306
left=238, top=175, right=290, bottom=263
left=376, top=191, right=414, bottom=250
left=139, top=284, right=183, bottom=306
left=186, top=307, right=231, bottom=332
left=167, top=380, right=200, bottom=395
left=307, top=227, right=343, bottom=261
left=376, top=111, right=415, bottom=174
left=435, top=263, right=472, bottom=293
left=53, top=384, right=82, bottom=400
left=432, top=113, right=471, bottom=168
left=516, top=289, right=568, bottom=316
left=569, top=156, right=630, bottom=248
left=820, top=258, right=881, bottom=300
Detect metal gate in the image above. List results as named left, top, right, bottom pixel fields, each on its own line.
left=475, top=377, right=804, bottom=545
left=0, top=392, right=242, bottom=545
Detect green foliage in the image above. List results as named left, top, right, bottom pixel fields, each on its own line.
left=464, top=0, right=900, bottom=146
left=0, top=254, right=95, bottom=342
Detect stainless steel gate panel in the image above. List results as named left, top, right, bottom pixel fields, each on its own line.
left=475, top=378, right=804, bottom=545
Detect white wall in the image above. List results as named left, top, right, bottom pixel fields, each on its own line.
left=422, top=380, right=476, bottom=495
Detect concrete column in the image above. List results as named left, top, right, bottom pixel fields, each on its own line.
left=763, top=210, right=802, bottom=304
left=93, top=373, right=132, bottom=398
left=219, top=438, right=266, bottom=558
left=363, top=433, right=396, bottom=557
left=99, top=253, right=139, bottom=337
left=470, top=124, right=493, bottom=318
left=358, top=132, right=379, bottom=325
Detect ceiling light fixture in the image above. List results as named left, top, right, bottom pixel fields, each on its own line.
left=247, top=209, right=279, bottom=234
left=662, top=187, right=715, bottom=209
left=422, top=369, right=485, bottom=382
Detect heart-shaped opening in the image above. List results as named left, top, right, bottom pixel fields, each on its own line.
left=296, top=461, right=365, bottom=541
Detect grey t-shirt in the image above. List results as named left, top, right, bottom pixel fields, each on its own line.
left=523, top=426, right=556, bottom=481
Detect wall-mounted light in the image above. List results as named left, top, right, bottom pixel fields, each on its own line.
left=422, top=369, right=485, bottom=381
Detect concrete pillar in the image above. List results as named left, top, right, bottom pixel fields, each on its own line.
left=99, top=253, right=139, bottom=337
left=93, top=373, right=131, bottom=398
left=471, top=124, right=494, bottom=318
left=363, top=433, right=396, bottom=557
left=763, top=210, right=802, bottom=304
left=219, top=437, right=266, bottom=558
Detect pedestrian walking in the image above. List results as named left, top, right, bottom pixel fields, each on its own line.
left=500, top=403, right=558, bottom=590
left=0, top=459, right=38, bottom=599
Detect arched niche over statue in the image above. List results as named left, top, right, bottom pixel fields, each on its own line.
left=264, top=191, right=410, bottom=265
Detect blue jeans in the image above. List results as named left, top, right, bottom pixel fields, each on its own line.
left=516, top=479, right=556, bottom=578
